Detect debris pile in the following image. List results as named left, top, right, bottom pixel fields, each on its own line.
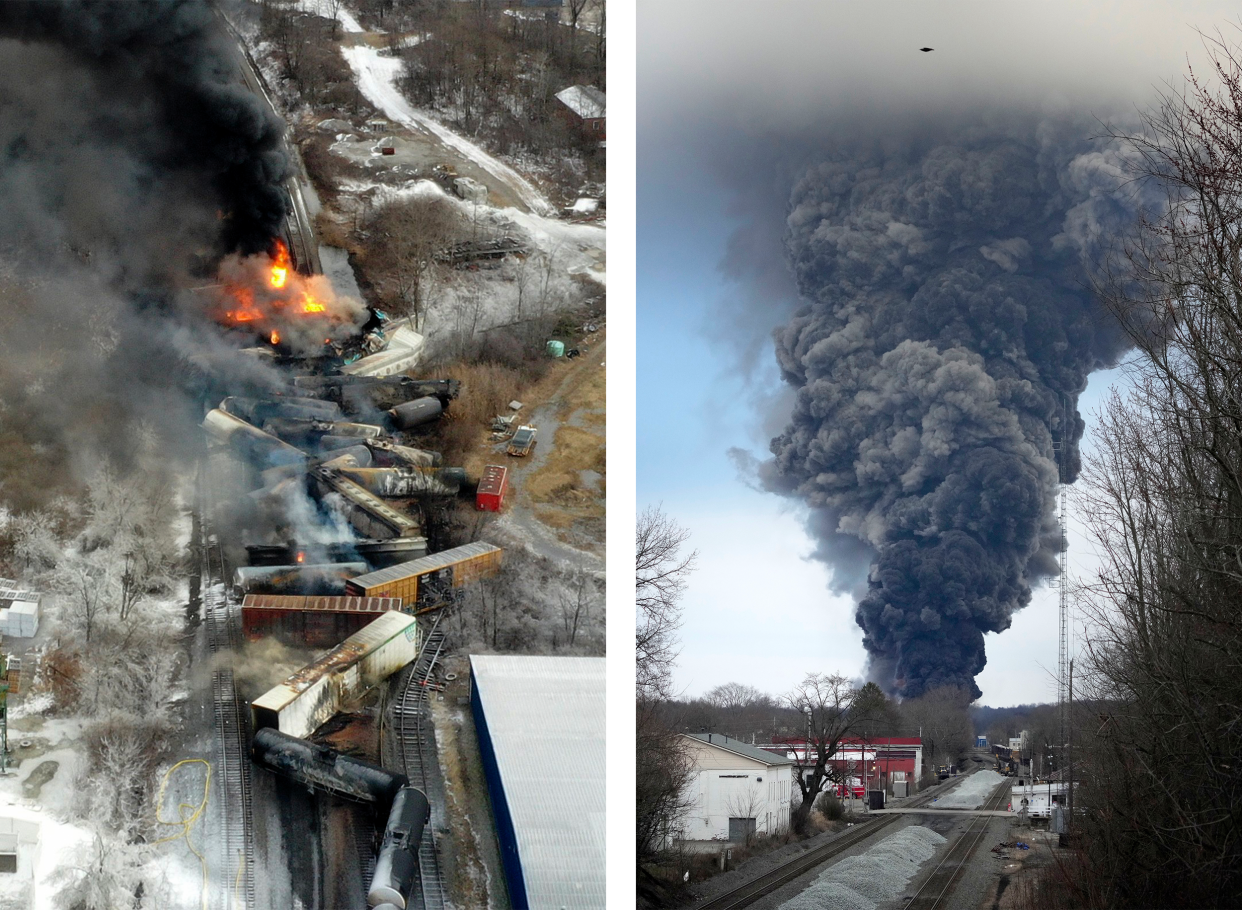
left=198, top=290, right=471, bottom=560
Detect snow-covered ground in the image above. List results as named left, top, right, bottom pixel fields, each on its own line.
left=294, top=0, right=364, bottom=33
left=933, top=770, right=1007, bottom=809
left=339, top=41, right=553, bottom=214
left=331, top=174, right=603, bottom=355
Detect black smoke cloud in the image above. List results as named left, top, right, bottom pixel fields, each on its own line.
left=0, top=0, right=289, bottom=253
left=761, top=120, right=1147, bottom=699
left=0, top=0, right=292, bottom=501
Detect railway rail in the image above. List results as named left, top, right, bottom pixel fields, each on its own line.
left=691, top=769, right=996, bottom=910
left=900, top=779, right=1012, bottom=910
left=387, top=612, right=449, bottom=910
left=200, top=461, right=258, bottom=910
left=215, top=9, right=322, bottom=277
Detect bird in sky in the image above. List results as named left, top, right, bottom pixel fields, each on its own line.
left=920, top=47, right=934, bottom=52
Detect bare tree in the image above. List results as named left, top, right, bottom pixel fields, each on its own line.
left=324, top=0, right=344, bottom=38
left=899, top=685, right=974, bottom=775
left=558, top=567, right=596, bottom=647
left=784, top=673, right=857, bottom=834
left=636, top=506, right=697, bottom=870
left=565, top=0, right=591, bottom=60
left=705, top=682, right=764, bottom=711
left=59, top=553, right=111, bottom=644
left=723, top=784, right=765, bottom=847
left=364, top=196, right=464, bottom=328
left=1063, top=32, right=1242, bottom=908
left=636, top=505, right=697, bottom=700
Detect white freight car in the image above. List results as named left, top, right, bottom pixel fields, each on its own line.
left=340, top=325, right=426, bottom=378
left=250, top=610, right=419, bottom=738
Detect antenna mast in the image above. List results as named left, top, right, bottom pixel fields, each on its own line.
left=1056, top=399, right=1069, bottom=757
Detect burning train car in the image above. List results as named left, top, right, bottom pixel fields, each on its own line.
left=215, top=239, right=366, bottom=351
left=233, top=562, right=367, bottom=596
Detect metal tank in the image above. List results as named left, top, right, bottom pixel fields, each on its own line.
left=387, top=397, right=443, bottom=430
left=367, top=786, right=431, bottom=908
left=250, top=728, right=407, bottom=808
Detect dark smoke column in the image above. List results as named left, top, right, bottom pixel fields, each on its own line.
left=0, top=0, right=289, bottom=254
left=762, top=127, right=1131, bottom=699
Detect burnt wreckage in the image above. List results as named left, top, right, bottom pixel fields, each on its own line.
left=195, top=237, right=502, bottom=907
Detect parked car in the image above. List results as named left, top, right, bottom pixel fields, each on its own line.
left=506, top=425, right=537, bottom=456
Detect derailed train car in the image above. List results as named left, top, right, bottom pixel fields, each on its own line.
left=202, top=408, right=308, bottom=468
left=368, top=785, right=431, bottom=909
left=233, top=562, right=367, bottom=596
left=251, top=728, right=407, bottom=808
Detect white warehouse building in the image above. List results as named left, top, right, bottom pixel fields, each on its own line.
left=679, top=733, right=793, bottom=843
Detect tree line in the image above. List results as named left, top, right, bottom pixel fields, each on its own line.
left=1030, top=33, right=1242, bottom=910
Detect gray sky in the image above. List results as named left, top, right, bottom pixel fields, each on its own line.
left=638, top=1, right=1241, bottom=707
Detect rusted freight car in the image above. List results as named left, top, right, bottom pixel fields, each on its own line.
left=241, top=594, right=402, bottom=648
left=250, top=610, right=419, bottom=738
left=345, top=542, right=503, bottom=607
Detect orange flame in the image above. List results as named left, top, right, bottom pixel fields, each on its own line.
left=302, top=292, right=326, bottom=314
left=270, top=239, right=291, bottom=289
left=296, top=551, right=305, bottom=564
left=270, top=329, right=281, bottom=345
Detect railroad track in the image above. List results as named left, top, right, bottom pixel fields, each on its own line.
left=200, top=461, right=258, bottom=910
left=691, top=771, right=990, bottom=910
left=215, top=9, right=323, bottom=277
left=900, top=780, right=1012, bottom=910
left=388, top=612, right=449, bottom=910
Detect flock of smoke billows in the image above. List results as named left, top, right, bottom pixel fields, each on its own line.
left=0, top=0, right=290, bottom=484
left=760, top=117, right=1156, bottom=699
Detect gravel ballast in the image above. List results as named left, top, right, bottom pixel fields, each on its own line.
left=777, top=826, right=946, bottom=910
left=931, top=770, right=1005, bottom=809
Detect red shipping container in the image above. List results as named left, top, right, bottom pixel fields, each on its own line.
left=477, top=464, right=509, bottom=511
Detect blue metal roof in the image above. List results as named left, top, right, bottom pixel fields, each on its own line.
left=470, top=655, right=605, bottom=910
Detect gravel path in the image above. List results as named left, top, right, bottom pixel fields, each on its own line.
left=685, top=821, right=886, bottom=908
left=779, top=827, right=947, bottom=910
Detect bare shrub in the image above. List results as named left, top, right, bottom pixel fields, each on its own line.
left=815, top=791, right=845, bottom=822
left=357, top=195, right=469, bottom=327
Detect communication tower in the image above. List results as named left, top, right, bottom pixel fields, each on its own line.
left=1052, top=400, right=1070, bottom=755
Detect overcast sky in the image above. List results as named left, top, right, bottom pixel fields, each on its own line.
left=637, top=1, right=1241, bottom=708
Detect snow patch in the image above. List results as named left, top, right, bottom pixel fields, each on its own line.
left=338, top=42, right=552, bottom=214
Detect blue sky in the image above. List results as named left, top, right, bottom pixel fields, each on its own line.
left=637, top=0, right=1237, bottom=708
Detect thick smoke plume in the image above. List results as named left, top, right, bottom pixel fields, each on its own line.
left=0, top=0, right=294, bottom=499
left=762, top=118, right=1143, bottom=699
left=0, top=0, right=289, bottom=253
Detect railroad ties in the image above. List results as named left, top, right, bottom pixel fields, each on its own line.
left=899, top=779, right=1013, bottom=910
left=388, top=613, right=449, bottom=910
left=204, top=529, right=258, bottom=910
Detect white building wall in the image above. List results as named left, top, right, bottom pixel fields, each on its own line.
left=684, top=764, right=792, bottom=841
